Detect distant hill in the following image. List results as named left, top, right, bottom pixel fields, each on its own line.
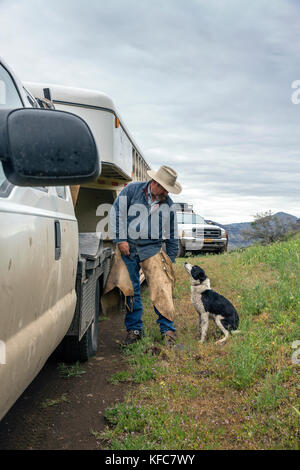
left=205, top=212, right=299, bottom=250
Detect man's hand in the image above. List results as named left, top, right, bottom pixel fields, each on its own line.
left=118, top=242, right=130, bottom=256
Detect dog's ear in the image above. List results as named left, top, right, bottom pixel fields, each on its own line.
left=191, top=266, right=206, bottom=282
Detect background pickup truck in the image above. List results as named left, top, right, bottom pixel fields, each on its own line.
left=177, top=210, right=228, bottom=256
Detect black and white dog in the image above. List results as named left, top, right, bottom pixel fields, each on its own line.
left=184, top=263, right=240, bottom=344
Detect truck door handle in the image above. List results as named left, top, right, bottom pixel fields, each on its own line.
left=54, top=220, right=61, bottom=260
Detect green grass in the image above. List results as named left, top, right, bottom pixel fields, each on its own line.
left=252, top=369, right=291, bottom=412
left=111, top=335, right=166, bottom=384
left=57, top=362, right=86, bottom=378
left=219, top=327, right=274, bottom=390
left=99, top=315, right=109, bottom=322
left=93, top=238, right=300, bottom=450
left=109, top=370, right=132, bottom=385
left=40, top=394, right=69, bottom=408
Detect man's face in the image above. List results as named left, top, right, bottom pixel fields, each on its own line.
left=150, top=180, right=169, bottom=201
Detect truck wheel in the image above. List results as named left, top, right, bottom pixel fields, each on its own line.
left=61, top=279, right=100, bottom=363
left=177, top=241, right=186, bottom=257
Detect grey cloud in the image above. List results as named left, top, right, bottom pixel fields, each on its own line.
left=0, top=0, right=299, bottom=222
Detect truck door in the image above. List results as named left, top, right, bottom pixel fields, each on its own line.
left=0, top=173, right=78, bottom=421
left=51, top=184, right=79, bottom=322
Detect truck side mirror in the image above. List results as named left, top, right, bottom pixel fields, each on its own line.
left=0, top=108, right=100, bottom=186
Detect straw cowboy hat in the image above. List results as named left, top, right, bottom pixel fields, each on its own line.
left=147, top=165, right=182, bottom=194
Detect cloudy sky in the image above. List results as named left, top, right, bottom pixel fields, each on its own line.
left=1, top=0, right=300, bottom=223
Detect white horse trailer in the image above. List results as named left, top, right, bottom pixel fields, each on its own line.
left=25, top=82, right=151, bottom=235
left=25, top=83, right=150, bottom=183
left=25, top=82, right=150, bottom=308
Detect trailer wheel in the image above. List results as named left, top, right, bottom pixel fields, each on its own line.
left=80, top=278, right=100, bottom=361
left=60, top=279, right=100, bottom=363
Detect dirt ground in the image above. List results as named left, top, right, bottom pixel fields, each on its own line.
left=0, top=311, right=132, bottom=450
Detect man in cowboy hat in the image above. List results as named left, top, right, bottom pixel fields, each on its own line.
left=110, top=165, right=182, bottom=346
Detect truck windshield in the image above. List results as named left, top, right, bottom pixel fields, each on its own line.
left=177, top=213, right=205, bottom=224
left=0, top=64, right=23, bottom=109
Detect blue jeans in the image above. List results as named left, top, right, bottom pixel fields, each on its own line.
left=121, top=251, right=176, bottom=335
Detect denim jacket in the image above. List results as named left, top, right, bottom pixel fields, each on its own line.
left=110, top=181, right=178, bottom=262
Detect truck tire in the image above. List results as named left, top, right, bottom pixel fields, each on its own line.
left=60, top=279, right=100, bottom=363
left=177, top=241, right=186, bottom=257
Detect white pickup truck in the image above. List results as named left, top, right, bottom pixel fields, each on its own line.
left=176, top=205, right=228, bottom=256
left=0, top=59, right=150, bottom=421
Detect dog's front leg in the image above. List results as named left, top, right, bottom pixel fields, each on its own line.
left=199, top=313, right=209, bottom=343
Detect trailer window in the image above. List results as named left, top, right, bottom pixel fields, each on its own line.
left=0, top=64, right=23, bottom=108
